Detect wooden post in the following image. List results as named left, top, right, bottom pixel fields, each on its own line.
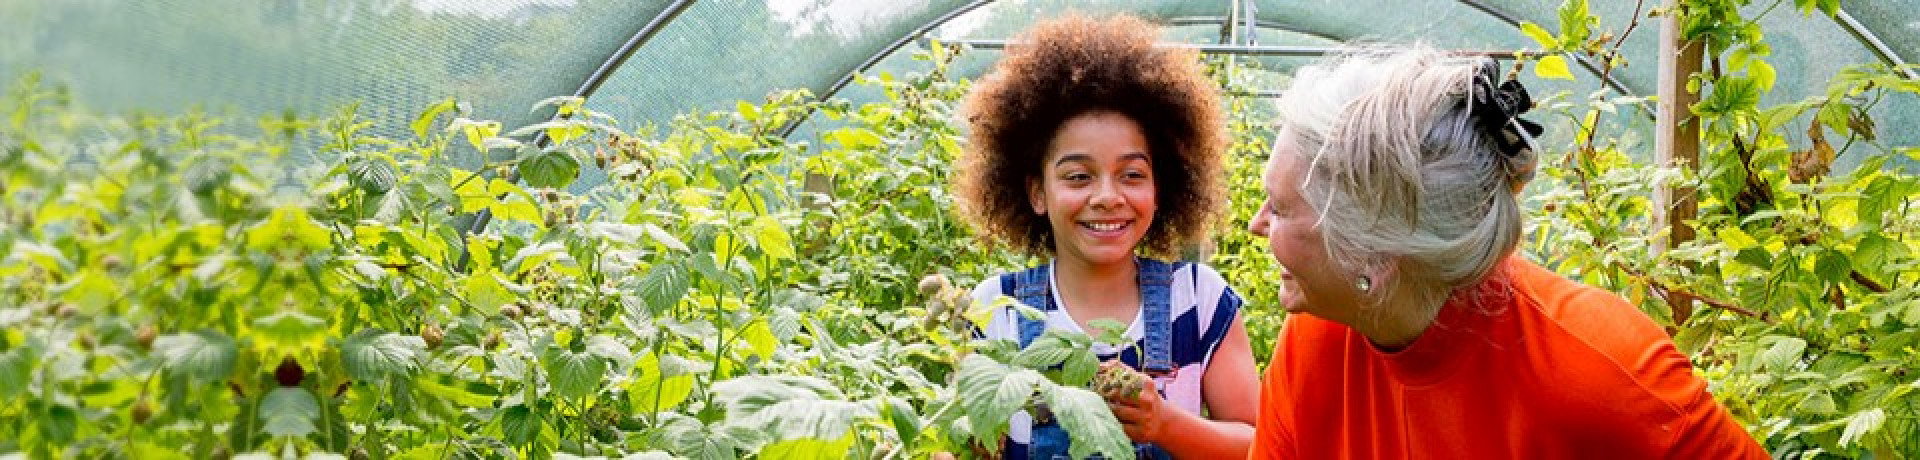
left=1654, top=0, right=1704, bottom=325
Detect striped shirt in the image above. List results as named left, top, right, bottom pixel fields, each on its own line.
left=969, top=260, right=1245, bottom=456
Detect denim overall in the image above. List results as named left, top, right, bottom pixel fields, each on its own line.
left=1008, top=258, right=1178, bottom=460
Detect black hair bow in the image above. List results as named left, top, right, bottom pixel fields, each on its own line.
left=1470, top=62, right=1544, bottom=157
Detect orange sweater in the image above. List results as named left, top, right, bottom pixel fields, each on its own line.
left=1249, top=257, right=1767, bottom=459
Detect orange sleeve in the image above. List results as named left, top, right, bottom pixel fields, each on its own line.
left=1246, top=316, right=1299, bottom=460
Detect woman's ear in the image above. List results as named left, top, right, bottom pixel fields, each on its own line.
left=1028, top=178, right=1046, bottom=215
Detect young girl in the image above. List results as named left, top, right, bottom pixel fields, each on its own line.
left=952, top=14, right=1258, bottom=459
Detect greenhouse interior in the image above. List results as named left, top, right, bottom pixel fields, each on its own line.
left=2, top=0, right=1918, bottom=458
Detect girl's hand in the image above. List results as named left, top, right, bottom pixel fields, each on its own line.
left=1098, top=361, right=1173, bottom=442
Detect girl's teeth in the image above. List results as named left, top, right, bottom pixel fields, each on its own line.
left=1087, top=222, right=1124, bottom=232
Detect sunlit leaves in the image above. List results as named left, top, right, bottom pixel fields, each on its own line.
left=519, top=150, right=579, bottom=188
left=152, top=330, right=238, bottom=382
left=632, top=352, right=696, bottom=412
left=339, top=329, right=424, bottom=384
left=540, top=347, right=606, bottom=401
left=1534, top=55, right=1575, bottom=81
left=251, top=310, right=328, bottom=356
left=1046, top=385, right=1134, bottom=460
left=711, top=375, right=872, bottom=450
left=259, top=387, right=320, bottom=437
left=245, top=207, right=332, bottom=251
left=954, top=354, right=1044, bottom=446
left=637, top=261, right=690, bottom=313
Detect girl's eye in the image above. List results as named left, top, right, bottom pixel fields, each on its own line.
left=1064, top=172, right=1091, bottom=181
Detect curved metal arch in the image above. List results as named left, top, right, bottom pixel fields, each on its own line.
left=1834, top=9, right=1918, bottom=80
left=459, top=0, right=697, bottom=269
left=774, top=0, right=996, bottom=139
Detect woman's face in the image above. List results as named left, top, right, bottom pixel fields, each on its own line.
left=1030, top=111, right=1157, bottom=270
left=1247, top=128, right=1365, bottom=321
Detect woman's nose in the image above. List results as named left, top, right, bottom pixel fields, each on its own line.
left=1248, top=213, right=1269, bottom=237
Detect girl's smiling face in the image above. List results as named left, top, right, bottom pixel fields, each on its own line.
left=1030, top=111, right=1158, bottom=269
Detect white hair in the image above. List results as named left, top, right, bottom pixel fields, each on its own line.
left=1272, top=44, right=1537, bottom=322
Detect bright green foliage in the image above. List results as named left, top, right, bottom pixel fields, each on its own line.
left=1522, top=1, right=1920, bottom=457
left=2, top=6, right=1916, bottom=458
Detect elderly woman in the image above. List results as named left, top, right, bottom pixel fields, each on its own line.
left=1244, top=46, right=1768, bottom=458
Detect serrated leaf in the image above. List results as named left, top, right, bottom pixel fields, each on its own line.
left=340, top=329, right=425, bottom=383
left=633, top=352, right=697, bottom=412
left=955, top=355, right=1044, bottom=444
left=541, top=347, right=606, bottom=400
left=372, top=189, right=410, bottom=223
left=643, top=223, right=690, bottom=252
left=251, top=311, right=328, bottom=355
left=40, top=403, right=78, bottom=444
left=1534, top=55, right=1575, bottom=81
left=411, top=98, right=458, bottom=139
left=348, top=158, right=397, bottom=194
left=751, top=215, right=794, bottom=261
left=637, top=262, right=690, bottom=314
left=1749, top=60, right=1776, bottom=92
left=1060, top=347, right=1099, bottom=387
left=519, top=150, right=579, bottom=188
left=743, top=319, right=777, bottom=361
left=758, top=436, right=853, bottom=460
left=1759, top=336, right=1806, bottom=371
left=1838, top=408, right=1885, bottom=447
left=153, top=330, right=238, bottom=381
left=245, top=207, right=332, bottom=251
left=1717, top=226, right=1759, bottom=250
left=1047, top=385, right=1134, bottom=460
left=259, top=387, right=319, bottom=437
left=0, top=348, right=35, bottom=399
left=1014, top=333, right=1076, bottom=369
left=711, top=375, right=869, bottom=447
left=500, top=404, right=541, bottom=446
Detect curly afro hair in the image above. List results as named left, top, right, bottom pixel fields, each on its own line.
left=953, top=13, right=1227, bottom=259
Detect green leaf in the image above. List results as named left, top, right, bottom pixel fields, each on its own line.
left=500, top=404, right=541, bottom=446
left=260, top=387, right=320, bottom=437
left=0, top=348, right=35, bottom=399
left=1047, top=385, right=1135, bottom=460
left=411, top=98, right=458, bottom=139
left=40, top=403, right=78, bottom=444
left=245, top=207, right=333, bottom=251
left=1013, top=333, right=1077, bottom=370
left=751, top=215, right=795, bottom=261
left=1838, top=408, right=1885, bottom=447
left=643, top=223, right=690, bottom=252
left=1749, top=60, right=1776, bottom=92
left=759, top=436, right=853, bottom=460
left=1557, top=0, right=1591, bottom=44
left=1693, top=76, right=1763, bottom=117
left=540, top=347, right=606, bottom=400
left=153, top=330, right=238, bottom=382
left=1716, top=226, right=1760, bottom=251
left=954, top=355, right=1044, bottom=444
left=339, top=329, right=425, bottom=383
left=348, top=157, right=397, bottom=194
left=1759, top=336, right=1807, bottom=371
left=1060, top=347, right=1099, bottom=387
left=1519, top=22, right=1557, bottom=49
left=1534, top=55, right=1575, bottom=81
left=637, top=262, right=690, bottom=313
left=743, top=319, right=777, bottom=361
left=1814, top=249, right=1851, bottom=283
left=632, top=353, right=696, bottom=412
left=449, top=118, right=501, bottom=152
left=252, top=311, right=329, bottom=356
left=519, top=150, right=579, bottom=188
left=711, top=375, right=869, bottom=447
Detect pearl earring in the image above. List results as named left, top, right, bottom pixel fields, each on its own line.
left=1355, top=275, right=1372, bottom=292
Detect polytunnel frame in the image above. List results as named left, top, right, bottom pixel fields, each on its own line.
left=459, top=0, right=1919, bottom=250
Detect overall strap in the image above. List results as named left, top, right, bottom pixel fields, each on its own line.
left=1136, top=258, right=1179, bottom=374
left=1011, top=264, right=1052, bottom=348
